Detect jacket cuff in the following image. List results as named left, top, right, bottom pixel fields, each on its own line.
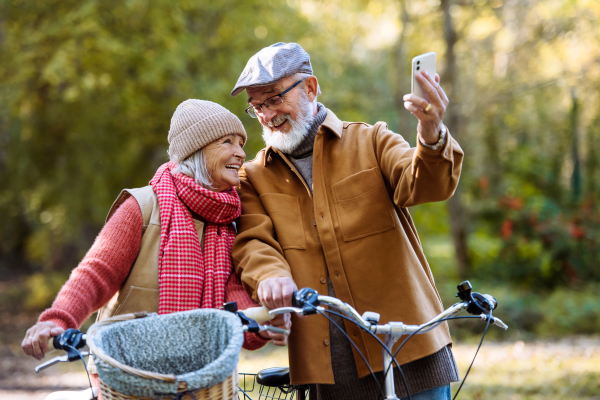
left=38, top=309, right=76, bottom=331
left=416, top=128, right=454, bottom=161
left=412, top=128, right=455, bottom=176
left=418, top=125, right=447, bottom=150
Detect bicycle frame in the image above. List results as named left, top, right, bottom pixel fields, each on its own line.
left=322, top=296, right=471, bottom=400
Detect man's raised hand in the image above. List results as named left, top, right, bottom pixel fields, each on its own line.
left=403, top=71, right=450, bottom=144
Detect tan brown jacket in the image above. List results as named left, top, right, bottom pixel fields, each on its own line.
left=233, top=109, right=464, bottom=385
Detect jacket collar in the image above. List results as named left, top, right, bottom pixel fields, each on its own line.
left=320, top=108, right=343, bottom=138
left=263, top=108, right=343, bottom=166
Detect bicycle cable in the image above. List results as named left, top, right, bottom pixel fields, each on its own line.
left=451, top=314, right=491, bottom=400
left=319, top=308, right=412, bottom=400
left=387, top=315, right=491, bottom=400
left=322, top=311, right=484, bottom=400
left=305, top=303, right=386, bottom=400
left=390, top=316, right=481, bottom=373
left=65, top=344, right=97, bottom=400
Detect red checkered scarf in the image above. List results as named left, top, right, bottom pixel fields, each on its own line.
left=149, top=162, right=241, bottom=314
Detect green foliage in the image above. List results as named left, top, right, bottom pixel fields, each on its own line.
left=466, top=195, right=600, bottom=289
left=0, top=0, right=316, bottom=272
left=1, top=0, right=600, bottom=304
left=436, top=282, right=600, bottom=340
left=22, top=272, right=69, bottom=311
left=536, top=286, right=600, bottom=336
left=0, top=271, right=68, bottom=311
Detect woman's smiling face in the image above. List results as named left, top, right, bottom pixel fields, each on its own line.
left=203, top=134, right=246, bottom=192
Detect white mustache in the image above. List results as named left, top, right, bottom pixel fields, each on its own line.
left=267, top=114, right=289, bottom=128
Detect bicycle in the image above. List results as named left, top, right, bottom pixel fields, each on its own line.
left=236, top=280, right=508, bottom=400
left=35, top=280, right=506, bottom=400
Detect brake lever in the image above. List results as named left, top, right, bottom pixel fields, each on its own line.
left=261, top=326, right=289, bottom=335
left=269, top=306, right=306, bottom=315
left=242, top=325, right=290, bottom=336
left=35, top=352, right=90, bottom=373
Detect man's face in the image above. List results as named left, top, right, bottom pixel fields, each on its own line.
left=246, top=76, right=309, bottom=133
left=247, top=76, right=316, bottom=153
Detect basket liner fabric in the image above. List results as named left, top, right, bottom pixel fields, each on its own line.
left=92, top=309, right=243, bottom=398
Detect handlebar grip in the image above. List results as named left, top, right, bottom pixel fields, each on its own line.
left=47, top=329, right=87, bottom=352
left=240, top=307, right=272, bottom=323
left=291, top=290, right=301, bottom=308
left=47, top=336, right=58, bottom=350
left=492, top=317, right=508, bottom=330
left=291, top=288, right=319, bottom=308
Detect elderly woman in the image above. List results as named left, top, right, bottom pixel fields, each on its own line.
left=21, top=100, right=289, bottom=392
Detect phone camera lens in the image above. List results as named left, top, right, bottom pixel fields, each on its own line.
left=417, top=61, right=420, bottom=65
left=417, top=66, right=420, bottom=70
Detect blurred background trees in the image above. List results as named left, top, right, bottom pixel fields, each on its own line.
left=1, top=0, right=599, bottom=336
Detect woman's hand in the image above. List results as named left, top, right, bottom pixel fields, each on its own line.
left=403, top=71, right=450, bottom=144
left=258, top=313, right=292, bottom=346
left=22, top=321, right=65, bottom=360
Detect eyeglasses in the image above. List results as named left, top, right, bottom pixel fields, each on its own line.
left=245, top=79, right=306, bottom=118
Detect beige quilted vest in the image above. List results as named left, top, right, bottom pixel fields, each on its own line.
left=88, top=185, right=205, bottom=374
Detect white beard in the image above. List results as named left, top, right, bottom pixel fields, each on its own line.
left=261, top=98, right=314, bottom=154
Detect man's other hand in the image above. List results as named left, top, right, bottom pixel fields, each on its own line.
left=258, top=313, right=292, bottom=346
left=257, top=277, right=298, bottom=309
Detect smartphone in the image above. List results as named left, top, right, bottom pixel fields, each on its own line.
left=411, top=52, right=436, bottom=102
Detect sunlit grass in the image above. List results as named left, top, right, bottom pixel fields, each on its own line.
left=238, top=337, right=600, bottom=399
left=451, top=337, right=600, bottom=399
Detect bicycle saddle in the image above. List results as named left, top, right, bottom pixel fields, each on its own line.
left=256, top=367, right=291, bottom=387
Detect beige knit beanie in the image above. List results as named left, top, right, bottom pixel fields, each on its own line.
left=167, top=100, right=247, bottom=162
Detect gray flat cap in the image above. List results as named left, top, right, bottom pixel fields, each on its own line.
left=231, top=42, right=313, bottom=97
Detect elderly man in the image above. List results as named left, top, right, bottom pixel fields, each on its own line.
left=231, top=42, right=463, bottom=400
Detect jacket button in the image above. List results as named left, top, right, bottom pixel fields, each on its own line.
left=323, top=339, right=330, bottom=346
left=320, top=277, right=326, bottom=284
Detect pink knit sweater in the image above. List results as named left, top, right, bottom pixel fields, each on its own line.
left=39, top=196, right=268, bottom=351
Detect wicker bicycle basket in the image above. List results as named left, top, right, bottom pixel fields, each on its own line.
left=87, top=309, right=244, bottom=400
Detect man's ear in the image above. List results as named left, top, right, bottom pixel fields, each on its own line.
left=304, top=76, right=319, bottom=101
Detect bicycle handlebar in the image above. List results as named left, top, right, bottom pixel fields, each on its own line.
left=268, top=280, right=508, bottom=334
left=36, top=307, right=288, bottom=373
left=46, top=329, right=88, bottom=352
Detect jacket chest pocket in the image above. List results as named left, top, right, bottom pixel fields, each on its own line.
left=260, top=193, right=306, bottom=250
left=333, top=168, right=395, bottom=242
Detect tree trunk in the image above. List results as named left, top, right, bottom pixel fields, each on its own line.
left=441, top=0, right=471, bottom=279
left=570, top=89, right=581, bottom=203
left=395, top=0, right=411, bottom=138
